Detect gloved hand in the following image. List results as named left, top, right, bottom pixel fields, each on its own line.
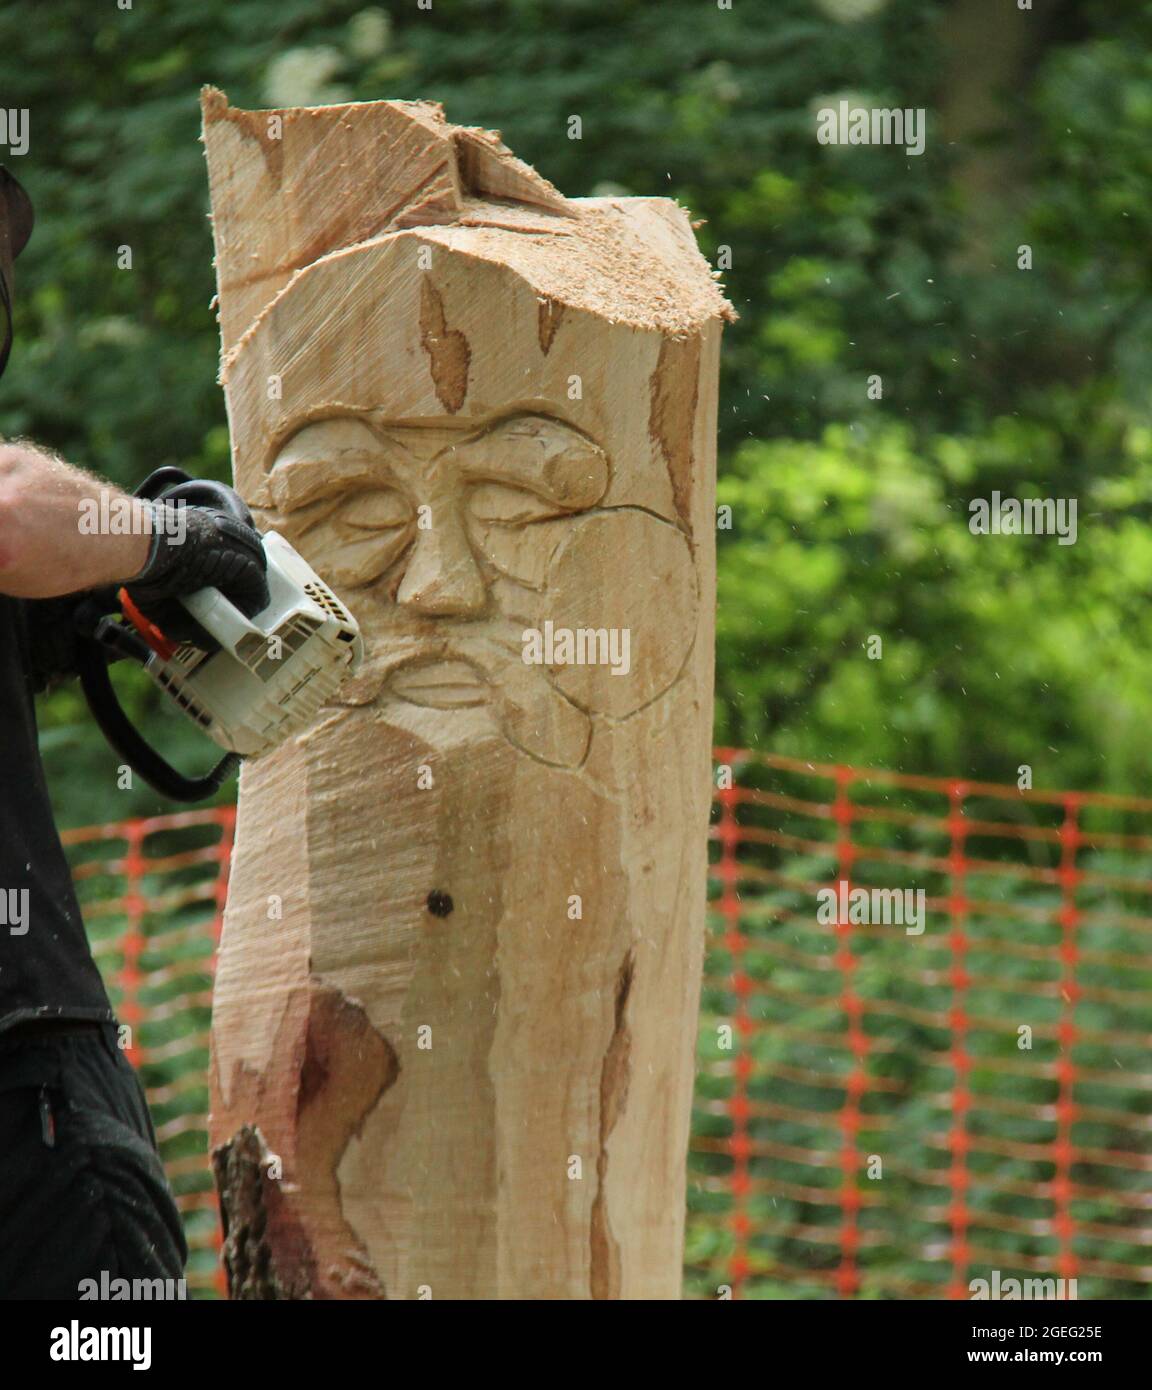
left=125, top=502, right=270, bottom=645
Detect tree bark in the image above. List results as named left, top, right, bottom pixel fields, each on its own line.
left=200, top=86, right=733, bottom=1300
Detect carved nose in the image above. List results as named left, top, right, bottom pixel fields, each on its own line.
left=395, top=514, right=487, bottom=616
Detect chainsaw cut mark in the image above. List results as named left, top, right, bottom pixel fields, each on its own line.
left=590, top=950, right=634, bottom=1300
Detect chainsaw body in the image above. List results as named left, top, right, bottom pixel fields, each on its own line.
left=74, top=468, right=364, bottom=802
left=135, top=531, right=363, bottom=758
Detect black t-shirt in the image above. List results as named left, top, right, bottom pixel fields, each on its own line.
left=0, top=594, right=115, bottom=1033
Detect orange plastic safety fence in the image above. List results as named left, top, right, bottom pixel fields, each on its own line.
left=686, top=751, right=1152, bottom=1300
left=61, top=806, right=234, bottom=1300
left=60, top=751, right=1152, bottom=1299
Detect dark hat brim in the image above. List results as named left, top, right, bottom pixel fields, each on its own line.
left=0, top=165, right=33, bottom=379
left=0, top=166, right=34, bottom=261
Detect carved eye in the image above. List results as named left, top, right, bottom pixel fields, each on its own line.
left=468, top=482, right=567, bottom=526
left=333, top=487, right=412, bottom=534
left=274, top=486, right=413, bottom=590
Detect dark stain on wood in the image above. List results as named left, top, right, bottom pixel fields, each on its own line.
left=648, top=333, right=701, bottom=533
left=213, top=984, right=399, bottom=1299
left=537, top=297, right=566, bottom=355
left=419, top=278, right=471, bottom=413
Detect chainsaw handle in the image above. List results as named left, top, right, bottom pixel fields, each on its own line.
left=133, top=467, right=255, bottom=530
left=73, top=621, right=240, bottom=804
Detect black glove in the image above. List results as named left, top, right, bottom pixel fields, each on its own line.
left=125, top=502, right=270, bottom=645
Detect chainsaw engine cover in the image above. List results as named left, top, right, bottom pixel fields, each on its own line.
left=144, top=532, right=363, bottom=756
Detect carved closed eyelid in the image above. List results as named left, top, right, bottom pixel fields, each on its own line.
left=265, top=493, right=342, bottom=532
left=343, top=494, right=412, bottom=528
left=466, top=479, right=576, bottom=520
left=273, top=488, right=412, bottom=541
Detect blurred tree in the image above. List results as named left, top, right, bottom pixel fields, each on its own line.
left=0, top=0, right=1149, bottom=820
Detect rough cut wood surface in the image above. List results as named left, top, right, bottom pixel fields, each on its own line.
left=202, top=86, right=733, bottom=1300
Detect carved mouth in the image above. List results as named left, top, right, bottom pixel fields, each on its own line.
left=388, top=659, right=490, bottom=709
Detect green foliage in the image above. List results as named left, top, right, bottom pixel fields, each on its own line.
left=4, top=0, right=1152, bottom=1300
left=717, top=416, right=1152, bottom=793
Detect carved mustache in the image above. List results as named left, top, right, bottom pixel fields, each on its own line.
left=332, top=631, right=592, bottom=771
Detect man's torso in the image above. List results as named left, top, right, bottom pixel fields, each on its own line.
left=0, top=593, right=115, bottom=1034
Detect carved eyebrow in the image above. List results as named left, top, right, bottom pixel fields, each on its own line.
left=452, top=417, right=609, bottom=510
left=266, top=456, right=397, bottom=511
left=262, top=427, right=409, bottom=511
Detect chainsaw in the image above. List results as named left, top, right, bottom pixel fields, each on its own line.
left=74, top=468, right=364, bottom=803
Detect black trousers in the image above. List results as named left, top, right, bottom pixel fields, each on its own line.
left=0, top=1024, right=188, bottom=1299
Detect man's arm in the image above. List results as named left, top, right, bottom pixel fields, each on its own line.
left=0, top=441, right=150, bottom=596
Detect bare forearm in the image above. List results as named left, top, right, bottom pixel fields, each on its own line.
left=0, top=441, right=151, bottom=597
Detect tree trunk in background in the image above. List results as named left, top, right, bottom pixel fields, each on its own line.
left=938, top=0, right=1058, bottom=268
left=201, top=86, right=733, bottom=1299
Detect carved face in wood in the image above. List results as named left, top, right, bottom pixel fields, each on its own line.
left=256, top=408, right=696, bottom=766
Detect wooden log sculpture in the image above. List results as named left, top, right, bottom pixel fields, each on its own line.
left=201, top=86, right=734, bottom=1300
